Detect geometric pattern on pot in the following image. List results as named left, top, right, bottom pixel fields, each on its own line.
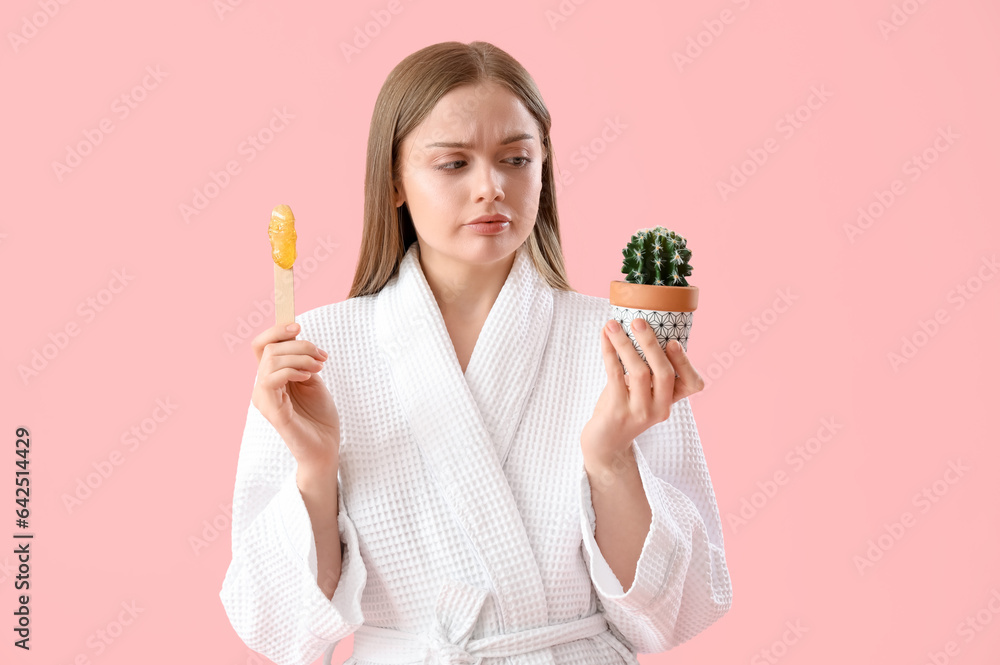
left=610, top=306, right=693, bottom=376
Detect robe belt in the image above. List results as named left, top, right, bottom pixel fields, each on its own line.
left=351, top=579, right=610, bottom=664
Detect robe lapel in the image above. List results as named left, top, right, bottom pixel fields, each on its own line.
left=463, top=243, right=554, bottom=467
left=374, top=241, right=556, bottom=651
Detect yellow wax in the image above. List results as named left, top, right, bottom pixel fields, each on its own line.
left=268, top=204, right=297, bottom=269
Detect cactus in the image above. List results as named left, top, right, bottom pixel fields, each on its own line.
left=621, top=226, right=693, bottom=286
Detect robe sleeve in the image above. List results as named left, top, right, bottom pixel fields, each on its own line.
left=220, top=393, right=367, bottom=665
left=579, top=396, right=733, bottom=654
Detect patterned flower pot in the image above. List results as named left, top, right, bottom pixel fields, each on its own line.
left=609, top=280, right=699, bottom=375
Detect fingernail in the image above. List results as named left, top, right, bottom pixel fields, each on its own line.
left=633, top=318, right=646, bottom=331
left=319, top=349, right=328, bottom=358
left=286, top=323, right=299, bottom=332
left=670, top=339, right=682, bottom=352
left=607, top=320, right=620, bottom=333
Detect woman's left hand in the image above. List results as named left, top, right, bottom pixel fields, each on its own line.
left=581, top=317, right=705, bottom=467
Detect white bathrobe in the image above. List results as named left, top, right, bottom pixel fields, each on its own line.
left=219, top=241, right=732, bottom=665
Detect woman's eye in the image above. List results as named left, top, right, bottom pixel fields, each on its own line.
left=436, top=157, right=532, bottom=171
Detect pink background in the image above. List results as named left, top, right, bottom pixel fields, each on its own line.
left=4, top=0, right=999, bottom=663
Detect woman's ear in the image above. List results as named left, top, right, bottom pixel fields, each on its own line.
left=392, top=179, right=405, bottom=208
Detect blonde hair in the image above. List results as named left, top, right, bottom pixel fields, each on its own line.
left=347, top=40, right=575, bottom=299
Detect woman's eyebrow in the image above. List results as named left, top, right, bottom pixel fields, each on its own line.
left=425, top=132, right=534, bottom=149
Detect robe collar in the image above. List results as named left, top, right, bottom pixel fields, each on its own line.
left=374, top=240, right=556, bottom=639
left=375, top=240, right=555, bottom=463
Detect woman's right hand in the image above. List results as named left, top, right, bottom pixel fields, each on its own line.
left=251, top=322, right=340, bottom=471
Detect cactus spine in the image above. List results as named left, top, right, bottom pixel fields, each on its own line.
left=621, top=226, right=693, bottom=286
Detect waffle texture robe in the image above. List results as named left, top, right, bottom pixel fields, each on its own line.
left=220, top=241, right=733, bottom=665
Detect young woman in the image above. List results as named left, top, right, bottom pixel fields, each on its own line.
left=220, top=41, right=732, bottom=665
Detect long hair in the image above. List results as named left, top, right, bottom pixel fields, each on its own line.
left=347, top=40, right=575, bottom=298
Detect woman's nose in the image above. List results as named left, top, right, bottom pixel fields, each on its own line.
left=475, top=163, right=504, bottom=201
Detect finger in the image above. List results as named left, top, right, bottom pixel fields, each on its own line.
left=260, top=367, right=314, bottom=391
left=632, top=318, right=674, bottom=419
left=629, top=318, right=676, bottom=396
left=252, top=322, right=302, bottom=362
left=262, top=353, right=325, bottom=377
left=605, top=319, right=651, bottom=400
left=599, top=323, right=628, bottom=399
left=263, top=339, right=328, bottom=362
left=628, top=318, right=674, bottom=420
left=667, top=339, right=705, bottom=399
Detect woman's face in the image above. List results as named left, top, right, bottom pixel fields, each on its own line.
left=393, top=80, right=546, bottom=267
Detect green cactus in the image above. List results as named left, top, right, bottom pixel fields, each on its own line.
left=621, top=226, right=693, bottom=286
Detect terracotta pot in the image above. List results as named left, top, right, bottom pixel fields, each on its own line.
left=609, top=280, right=699, bottom=374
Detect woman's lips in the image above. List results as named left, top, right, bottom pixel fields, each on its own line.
left=465, top=221, right=510, bottom=235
